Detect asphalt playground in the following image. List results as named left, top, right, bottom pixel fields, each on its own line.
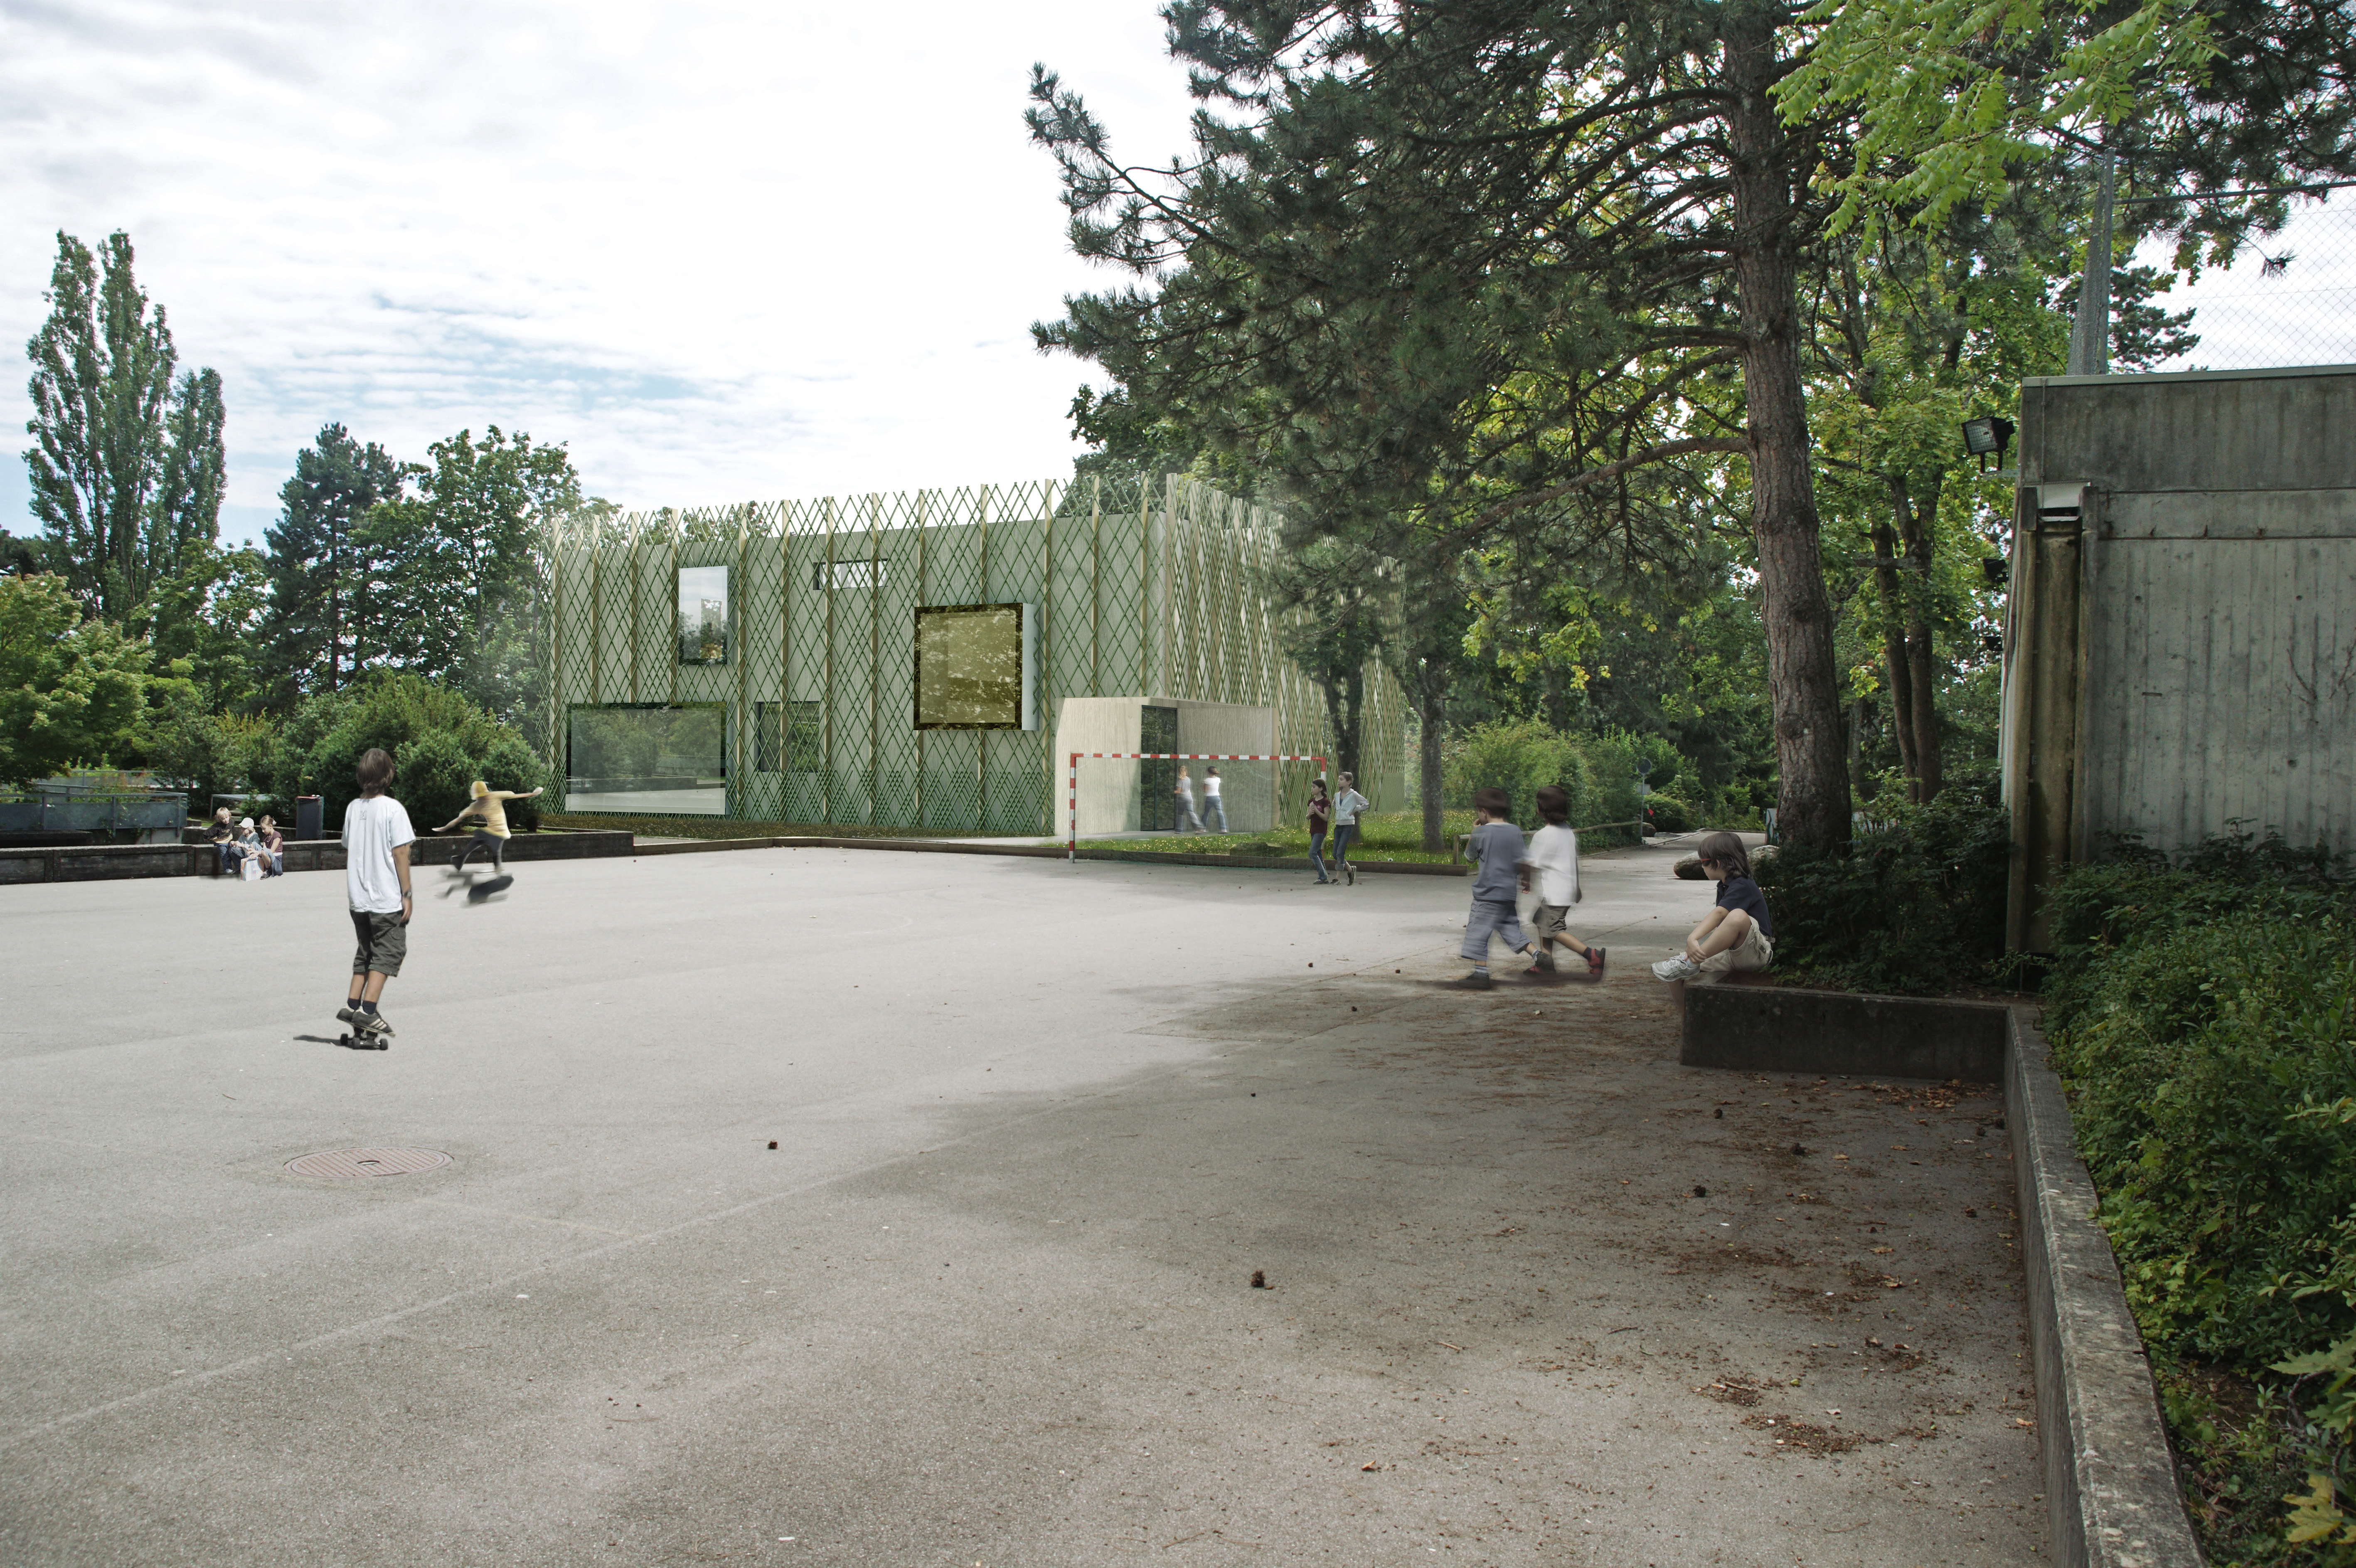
left=1, top=835, right=2043, bottom=1566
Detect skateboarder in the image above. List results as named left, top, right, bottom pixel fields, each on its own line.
left=336, top=748, right=414, bottom=1046
left=436, top=779, right=542, bottom=898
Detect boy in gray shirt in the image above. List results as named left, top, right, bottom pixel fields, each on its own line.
left=1449, top=786, right=1536, bottom=989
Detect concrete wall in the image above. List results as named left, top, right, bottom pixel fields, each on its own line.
left=1056, top=697, right=1143, bottom=836
left=2006, top=365, right=2356, bottom=947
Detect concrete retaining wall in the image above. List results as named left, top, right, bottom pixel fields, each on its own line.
left=0, top=830, right=633, bottom=884
left=2008, top=1010, right=2203, bottom=1568
left=1677, top=983, right=2010, bottom=1081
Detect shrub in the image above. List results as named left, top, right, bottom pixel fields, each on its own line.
left=2041, top=831, right=2356, bottom=1563
left=1748, top=795, right=2011, bottom=994
left=1441, top=720, right=1599, bottom=829
left=1643, top=794, right=1692, bottom=833
left=262, top=671, right=546, bottom=836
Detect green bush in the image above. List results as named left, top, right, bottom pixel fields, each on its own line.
left=1442, top=719, right=1598, bottom=827
left=1440, top=720, right=1692, bottom=830
left=261, top=672, right=546, bottom=836
left=2042, top=832, right=2356, bottom=1563
left=1748, top=795, right=2011, bottom=994
left=1644, top=793, right=1692, bottom=833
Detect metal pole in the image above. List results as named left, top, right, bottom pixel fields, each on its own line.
left=2070, top=152, right=2115, bottom=376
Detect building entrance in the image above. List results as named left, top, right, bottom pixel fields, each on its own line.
left=1138, top=704, right=1178, bottom=830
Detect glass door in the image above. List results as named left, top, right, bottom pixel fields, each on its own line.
left=1138, top=704, right=1178, bottom=830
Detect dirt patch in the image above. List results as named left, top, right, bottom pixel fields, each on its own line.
left=1742, top=1412, right=1867, bottom=1454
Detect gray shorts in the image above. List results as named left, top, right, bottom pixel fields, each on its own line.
left=351, top=910, right=409, bottom=977
left=1462, top=898, right=1527, bottom=960
left=1530, top=903, right=1573, bottom=937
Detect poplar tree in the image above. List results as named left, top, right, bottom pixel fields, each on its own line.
left=22, top=231, right=226, bottom=623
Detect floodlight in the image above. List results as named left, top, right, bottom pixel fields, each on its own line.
left=1960, top=416, right=2015, bottom=471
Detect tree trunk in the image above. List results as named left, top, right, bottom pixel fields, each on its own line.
left=1894, top=478, right=1944, bottom=802
left=1725, top=16, right=1851, bottom=852
left=1418, top=679, right=1445, bottom=852
left=1871, top=514, right=1919, bottom=795
left=1320, top=670, right=1364, bottom=793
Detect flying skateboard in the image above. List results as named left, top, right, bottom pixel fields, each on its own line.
left=467, top=873, right=515, bottom=903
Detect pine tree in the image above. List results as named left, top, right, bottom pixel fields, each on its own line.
left=259, top=423, right=409, bottom=704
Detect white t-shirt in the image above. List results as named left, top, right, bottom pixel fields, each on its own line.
left=1527, top=822, right=1580, bottom=906
left=1204, top=774, right=1222, bottom=798
left=342, top=793, right=417, bottom=914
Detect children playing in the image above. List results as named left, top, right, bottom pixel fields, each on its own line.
left=1651, top=830, right=1774, bottom=981
left=436, top=778, right=543, bottom=894
left=1449, top=786, right=1538, bottom=989
left=1521, top=784, right=1603, bottom=976
left=336, top=748, right=415, bottom=1046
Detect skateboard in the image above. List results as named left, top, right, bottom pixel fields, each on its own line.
left=467, top=873, right=515, bottom=902
left=337, top=1024, right=391, bottom=1051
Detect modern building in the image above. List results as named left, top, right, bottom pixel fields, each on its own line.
left=542, top=473, right=1405, bottom=837
left=2002, top=364, right=2356, bottom=947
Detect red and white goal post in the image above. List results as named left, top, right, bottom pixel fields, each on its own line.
left=1066, top=753, right=1328, bottom=861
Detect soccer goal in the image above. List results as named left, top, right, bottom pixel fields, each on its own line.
left=1066, top=752, right=1328, bottom=859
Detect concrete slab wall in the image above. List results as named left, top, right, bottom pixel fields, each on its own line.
left=2008, top=365, right=2356, bottom=945
left=1056, top=697, right=1144, bottom=836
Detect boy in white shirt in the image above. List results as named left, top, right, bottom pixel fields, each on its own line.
left=335, top=747, right=416, bottom=1047
left=1521, top=784, right=1604, bottom=976
left=1202, top=766, right=1228, bottom=832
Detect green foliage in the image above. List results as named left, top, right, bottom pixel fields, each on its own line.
left=258, top=423, right=410, bottom=705
left=22, top=230, right=225, bottom=624
left=1750, top=797, right=2011, bottom=993
left=0, top=574, right=169, bottom=786
left=262, top=671, right=546, bottom=836
left=359, top=426, right=580, bottom=726
left=2042, top=832, right=2356, bottom=1563
left=141, top=693, right=273, bottom=808
left=1441, top=721, right=1598, bottom=830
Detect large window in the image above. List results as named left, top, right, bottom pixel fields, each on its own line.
left=754, top=701, right=822, bottom=774
left=677, top=565, right=729, bottom=665
left=566, top=704, right=728, bottom=815
left=913, top=603, right=1034, bottom=730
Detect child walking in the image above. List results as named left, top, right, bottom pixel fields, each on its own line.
left=436, top=778, right=543, bottom=894
left=1651, top=830, right=1773, bottom=981
left=1522, top=784, right=1604, bottom=976
left=1329, top=772, right=1369, bottom=885
left=335, top=748, right=415, bottom=1046
left=1307, top=778, right=1332, bottom=885
left=1449, top=786, right=1537, bottom=989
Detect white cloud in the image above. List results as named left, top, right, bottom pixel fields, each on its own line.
left=0, top=0, right=1204, bottom=545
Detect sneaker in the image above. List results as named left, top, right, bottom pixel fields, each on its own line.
left=1344, top=864, right=1356, bottom=885
left=1447, top=970, right=1494, bottom=990
left=1650, top=956, right=1700, bottom=982
left=359, top=1011, right=395, bottom=1042
left=1531, top=950, right=1557, bottom=972
left=1588, top=946, right=1608, bottom=976
left=335, top=1005, right=364, bottom=1028
left=1314, top=875, right=1331, bottom=884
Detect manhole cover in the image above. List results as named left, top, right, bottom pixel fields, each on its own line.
left=286, top=1147, right=451, bottom=1179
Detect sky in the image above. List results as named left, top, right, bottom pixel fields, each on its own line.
left=0, top=0, right=1205, bottom=548
left=3, top=5, right=2349, bottom=555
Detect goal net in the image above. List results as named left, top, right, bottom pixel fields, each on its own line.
left=1065, top=752, right=1328, bottom=857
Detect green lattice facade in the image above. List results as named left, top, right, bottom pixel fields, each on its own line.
left=542, top=473, right=1404, bottom=834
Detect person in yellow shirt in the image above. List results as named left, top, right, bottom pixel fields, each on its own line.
left=436, top=780, right=542, bottom=893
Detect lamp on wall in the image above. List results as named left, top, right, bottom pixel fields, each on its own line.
left=1960, top=416, right=2015, bottom=473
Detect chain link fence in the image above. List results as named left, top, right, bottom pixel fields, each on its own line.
left=2133, top=186, right=2356, bottom=371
